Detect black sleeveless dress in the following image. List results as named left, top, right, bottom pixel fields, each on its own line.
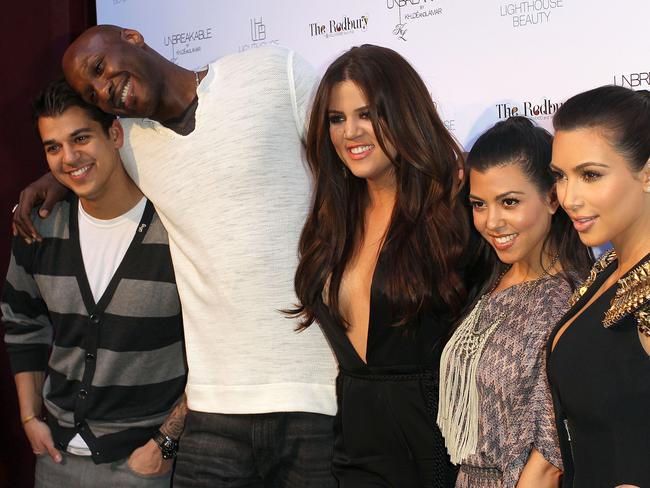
left=547, top=252, right=650, bottom=488
left=314, top=256, right=457, bottom=488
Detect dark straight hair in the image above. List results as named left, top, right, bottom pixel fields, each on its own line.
left=467, top=116, right=593, bottom=291
left=553, top=85, right=650, bottom=171
left=291, top=44, right=471, bottom=330
left=33, top=77, right=116, bottom=135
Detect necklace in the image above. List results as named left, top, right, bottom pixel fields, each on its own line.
left=569, top=250, right=650, bottom=336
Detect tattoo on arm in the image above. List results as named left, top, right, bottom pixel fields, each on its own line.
left=159, top=394, right=188, bottom=439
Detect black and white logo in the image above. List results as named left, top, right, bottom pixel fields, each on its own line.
left=163, top=27, right=213, bottom=64
left=499, top=0, right=564, bottom=28
left=239, top=17, right=280, bottom=51
left=386, top=0, right=444, bottom=42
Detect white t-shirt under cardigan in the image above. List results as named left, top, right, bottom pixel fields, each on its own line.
left=118, top=47, right=337, bottom=415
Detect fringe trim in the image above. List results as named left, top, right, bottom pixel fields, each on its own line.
left=437, top=296, right=502, bottom=465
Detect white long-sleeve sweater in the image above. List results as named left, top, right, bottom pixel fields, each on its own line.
left=119, top=47, right=337, bottom=415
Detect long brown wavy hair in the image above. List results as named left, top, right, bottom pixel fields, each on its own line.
left=291, top=45, right=471, bottom=330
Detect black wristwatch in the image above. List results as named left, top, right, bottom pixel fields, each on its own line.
left=153, top=430, right=179, bottom=459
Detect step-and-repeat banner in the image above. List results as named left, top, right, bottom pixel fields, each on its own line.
left=98, top=0, right=649, bottom=149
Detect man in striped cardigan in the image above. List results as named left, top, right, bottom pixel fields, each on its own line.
left=2, top=79, right=187, bottom=487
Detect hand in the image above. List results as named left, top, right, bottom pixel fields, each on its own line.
left=127, top=439, right=173, bottom=476
left=12, top=173, right=69, bottom=243
left=23, top=418, right=62, bottom=463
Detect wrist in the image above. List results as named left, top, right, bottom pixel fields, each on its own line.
left=22, top=414, right=37, bottom=425
left=152, top=430, right=179, bottom=459
left=22, top=414, right=44, bottom=426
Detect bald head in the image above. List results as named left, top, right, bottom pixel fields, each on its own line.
left=61, top=25, right=164, bottom=119
left=63, top=25, right=129, bottom=85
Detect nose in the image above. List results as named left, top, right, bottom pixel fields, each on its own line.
left=91, top=77, right=114, bottom=105
left=61, top=143, right=80, bottom=166
left=557, top=177, right=582, bottom=213
left=343, top=117, right=362, bottom=140
left=486, top=205, right=505, bottom=231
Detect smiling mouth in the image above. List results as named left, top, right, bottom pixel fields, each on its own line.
left=494, top=234, right=517, bottom=244
left=114, top=77, right=132, bottom=108
left=571, top=216, right=598, bottom=232
left=489, top=232, right=519, bottom=251
left=68, top=165, right=92, bottom=179
left=349, top=144, right=374, bottom=154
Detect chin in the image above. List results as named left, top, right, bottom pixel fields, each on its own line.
left=492, top=248, right=518, bottom=265
left=577, top=234, right=608, bottom=249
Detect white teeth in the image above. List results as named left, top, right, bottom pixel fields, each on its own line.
left=350, top=145, right=373, bottom=154
left=70, top=166, right=91, bottom=177
left=495, top=234, right=517, bottom=244
left=120, top=79, right=131, bottom=104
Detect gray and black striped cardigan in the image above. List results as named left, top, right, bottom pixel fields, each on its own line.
left=1, top=196, right=186, bottom=464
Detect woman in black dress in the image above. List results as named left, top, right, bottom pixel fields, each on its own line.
left=289, top=45, right=480, bottom=487
left=548, top=86, right=650, bottom=488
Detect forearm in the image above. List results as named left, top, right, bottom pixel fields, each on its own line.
left=14, top=371, right=45, bottom=421
left=159, top=393, right=188, bottom=439
left=516, top=448, right=562, bottom=488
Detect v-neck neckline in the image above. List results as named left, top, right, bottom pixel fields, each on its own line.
left=68, top=196, right=155, bottom=315
left=343, top=253, right=384, bottom=369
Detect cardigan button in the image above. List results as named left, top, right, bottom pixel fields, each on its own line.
left=89, top=314, right=100, bottom=324
left=78, top=389, right=88, bottom=399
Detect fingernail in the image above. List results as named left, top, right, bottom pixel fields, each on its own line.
left=25, top=238, right=32, bottom=245
left=40, top=210, right=49, bottom=217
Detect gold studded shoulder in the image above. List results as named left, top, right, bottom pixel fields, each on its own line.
left=569, top=249, right=617, bottom=307
left=637, top=306, right=650, bottom=337
left=604, top=257, right=650, bottom=328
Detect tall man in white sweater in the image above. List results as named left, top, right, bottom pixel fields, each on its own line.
left=14, top=25, right=338, bottom=487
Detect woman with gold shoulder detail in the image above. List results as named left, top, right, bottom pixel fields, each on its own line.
left=548, top=86, right=650, bottom=488
left=437, top=117, right=592, bottom=488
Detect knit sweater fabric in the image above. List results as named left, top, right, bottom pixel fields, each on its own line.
left=2, top=197, right=186, bottom=463
left=118, top=47, right=337, bottom=415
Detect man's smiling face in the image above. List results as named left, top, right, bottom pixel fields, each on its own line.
left=38, top=106, right=124, bottom=203
left=62, top=27, right=162, bottom=119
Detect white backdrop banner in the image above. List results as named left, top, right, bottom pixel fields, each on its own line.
left=97, top=0, right=649, bottom=149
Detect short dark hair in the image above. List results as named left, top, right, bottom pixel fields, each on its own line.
left=32, top=77, right=116, bottom=134
left=553, top=85, right=650, bottom=171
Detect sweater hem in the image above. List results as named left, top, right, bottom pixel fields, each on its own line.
left=186, top=382, right=336, bottom=416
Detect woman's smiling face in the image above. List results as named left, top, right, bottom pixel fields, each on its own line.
left=469, top=162, right=558, bottom=267
left=550, top=127, right=649, bottom=248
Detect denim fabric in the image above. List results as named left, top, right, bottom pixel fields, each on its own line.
left=173, top=410, right=336, bottom=488
left=34, top=451, right=171, bottom=488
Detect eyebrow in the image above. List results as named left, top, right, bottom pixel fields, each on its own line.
left=83, top=56, right=97, bottom=77
left=468, top=190, right=525, bottom=200
left=42, top=127, right=93, bottom=146
left=327, top=105, right=370, bottom=114
left=550, top=161, right=610, bottom=171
